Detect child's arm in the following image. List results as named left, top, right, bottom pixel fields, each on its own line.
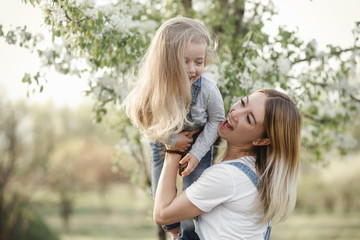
left=180, top=84, right=225, bottom=177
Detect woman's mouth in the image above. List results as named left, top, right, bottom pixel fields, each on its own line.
left=221, top=117, right=233, bottom=131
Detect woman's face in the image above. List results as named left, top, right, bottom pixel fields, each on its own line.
left=218, top=92, right=267, bottom=148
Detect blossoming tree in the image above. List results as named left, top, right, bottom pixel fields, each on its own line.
left=1, top=0, right=359, bottom=180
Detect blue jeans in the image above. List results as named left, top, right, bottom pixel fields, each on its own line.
left=150, top=130, right=213, bottom=240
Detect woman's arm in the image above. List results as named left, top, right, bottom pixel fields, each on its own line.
left=153, top=153, right=203, bottom=225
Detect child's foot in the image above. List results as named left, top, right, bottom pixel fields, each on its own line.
left=169, top=230, right=180, bottom=240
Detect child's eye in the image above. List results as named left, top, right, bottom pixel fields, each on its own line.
left=196, top=61, right=204, bottom=65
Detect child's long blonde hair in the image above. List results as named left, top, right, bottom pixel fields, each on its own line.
left=124, top=16, right=215, bottom=142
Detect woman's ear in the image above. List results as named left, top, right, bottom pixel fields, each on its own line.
left=252, top=138, right=271, bottom=146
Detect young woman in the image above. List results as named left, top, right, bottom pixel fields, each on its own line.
left=154, top=89, right=301, bottom=240
left=124, top=17, right=225, bottom=239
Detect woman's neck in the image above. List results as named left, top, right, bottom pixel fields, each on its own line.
left=223, top=146, right=255, bottom=161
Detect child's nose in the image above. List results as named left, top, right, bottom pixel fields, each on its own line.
left=187, top=62, right=195, bottom=74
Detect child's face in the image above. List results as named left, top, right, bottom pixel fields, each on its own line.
left=185, top=41, right=207, bottom=84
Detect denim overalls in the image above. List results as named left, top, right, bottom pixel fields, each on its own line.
left=150, top=77, right=213, bottom=240
left=227, top=162, right=272, bottom=240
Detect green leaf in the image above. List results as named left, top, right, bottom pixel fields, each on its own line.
left=22, top=73, right=32, bottom=84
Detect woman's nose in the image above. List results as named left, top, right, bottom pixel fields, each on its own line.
left=229, top=107, right=241, bottom=121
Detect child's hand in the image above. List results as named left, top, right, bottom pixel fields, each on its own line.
left=174, top=129, right=200, bottom=152
left=179, top=153, right=199, bottom=178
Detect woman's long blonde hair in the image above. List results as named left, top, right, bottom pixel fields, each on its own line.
left=124, top=16, right=215, bottom=142
left=253, top=89, right=301, bottom=224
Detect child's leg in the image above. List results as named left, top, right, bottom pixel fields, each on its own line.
left=182, top=146, right=213, bottom=188
left=150, top=142, right=181, bottom=234
left=149, top=141, right=166, bottom=198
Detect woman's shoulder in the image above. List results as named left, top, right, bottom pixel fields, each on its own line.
left=204, top=160, right=248, bottom=181
left=213, top=158, right=257, bottom=180
left=201, top=162, right=235, bottom=181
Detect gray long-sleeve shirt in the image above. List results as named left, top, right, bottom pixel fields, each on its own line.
left=166, top=75, right=225, bottom=161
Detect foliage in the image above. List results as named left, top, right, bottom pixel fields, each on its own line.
left=38, top=103, right=124, bottom=230
left=296, top=154, right=360, bottom=214
left=0, top=96, right=124, bottom=235
left=1, top=0, right=360, bottom=184
left=0, top=98, right=58, bottom=240
left=7, top=203, right=59, bottom=240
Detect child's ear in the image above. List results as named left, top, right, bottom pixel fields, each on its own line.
left=252, top=138, right=270, bottom=146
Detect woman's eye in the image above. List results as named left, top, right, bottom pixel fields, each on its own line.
left=196, top=61, right=203, bottom=65
left=241, top=98, right=245, bottom=107
left=247, top=115, right=251, bottom=124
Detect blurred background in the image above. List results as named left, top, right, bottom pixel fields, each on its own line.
left=1, top=0, right=359, bottom=239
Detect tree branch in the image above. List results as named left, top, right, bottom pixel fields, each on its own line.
left=303, top=114, right=333, bottom=124
left=294, top=47, right=360, bottom=64
left=233, top=0, right=245, bottom=36
left=181, top=0, right=193, bottom=17
left=213, top=0, right=230, bottom=35
left=350, top=94, right=360, bottom=102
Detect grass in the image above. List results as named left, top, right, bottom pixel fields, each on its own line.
left=31, top=154, right=360, bottom=240
left=271, top=212, right=360, bottom=240
left=31, top=183, right=360, bottom=240
left=32, top=184, right=158, bottom=240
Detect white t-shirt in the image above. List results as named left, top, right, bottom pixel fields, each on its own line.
left=186, top=157, right=267, bottom=240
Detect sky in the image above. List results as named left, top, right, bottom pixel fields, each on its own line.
left=0, top=0, right=359, bottom=107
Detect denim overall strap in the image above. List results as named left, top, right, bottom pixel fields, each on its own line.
left=226, top=162, right=261, bottom=189
left=226, top=161, right=272, bottom=240
left=187, top=76, right=202, bottom=122
left=191, top=76, right=202, bottom=106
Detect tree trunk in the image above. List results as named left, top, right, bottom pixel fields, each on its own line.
left=60, top=194, right=73, bottom=232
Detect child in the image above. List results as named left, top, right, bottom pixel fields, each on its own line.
left=124, top=16, right=225, bottom=240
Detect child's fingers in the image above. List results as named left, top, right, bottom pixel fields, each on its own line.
left=181, top=164, right=194, bottom=177
left=178, top=163, right=188, bottom=176
left=179, top=156, right=188, bottom=165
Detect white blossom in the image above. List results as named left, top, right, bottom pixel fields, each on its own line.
left=76, top=0, right=95, bottom=7
left=252, top=79, right=271, bottom=91
left=254, top=57, right=273, bottom=74
left=309, top=39, right=318, bottom=49
left=334, top=133, right=358, bottom=150
left=277, top=55, right=291, bottom=74
left=193, top=0, right=209, bottom=12
left=141, top=20, right=158, bottom=32
left=301, top=125, right=317, bottom=142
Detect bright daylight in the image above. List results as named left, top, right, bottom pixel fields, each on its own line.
left=0, top=0, right=359, bottom=240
